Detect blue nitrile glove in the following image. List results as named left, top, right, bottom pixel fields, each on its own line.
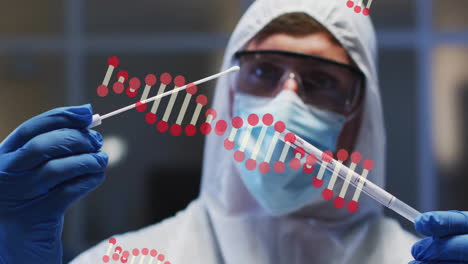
left=410, top=211, right=468, bottom=263
left=0, top=105, right=108, bottom=264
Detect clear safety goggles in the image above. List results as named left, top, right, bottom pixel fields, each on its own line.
left=233, top=50, right=366, bottom=116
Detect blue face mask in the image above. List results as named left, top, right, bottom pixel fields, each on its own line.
left=232, top=90, right=346, bottom=216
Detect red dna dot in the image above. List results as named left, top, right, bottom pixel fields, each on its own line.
left=129, top=77, right=141, bottom=89
left=294, top=147, right=305, bottom=158
left=347, top=201, right=359, bottom=212
left=351, top=152, right=362, bottom=164
left=234, top=151, right=245, bottom=162
left=322, top=151, right=333, bottom=162
left=224, top=139, right=235, bottom=150
left=150, top=249, right=157, bottom=257
left=285, top=133, right=296, bottom=144
left=262, top=113, right=274, bottom=126
left=108, top=56, right=119, bottom=67
left=117, top=70, right=129, bottom=81
left=232, top=116, right=243, bottom=129
left=337, top=149, right=349, bottom=161
left=290, top=158, right=301, bottom=170
left=247, top=114, right=259, bottom=126
left=200, top=123, right=212, bottom=135
left=363, top=159, right=374, bottom=170
left=122, top=251, right=129, bottom=258
left=109, top=238, right=117, bottom=245
left=165, top=262, right=171, bottom=264
left=145, top=74, right=157, bottom=86
left=170, top=124, right=182, bottom=136
left=334, top=197, right=345, bottom=209
left=274, top=121, right=286, bottom=133
left=157, top=120, right=169, bottom=133
left=312, top=177, right=323, bottom=188
left=346, top=0, right=354, bottom=8
left=142, top=248, right=149, bottom=255
left=160, top=73, right=172, bottom=85
left=112, top=253, right=120, bottom=261
left=196, top=94, right=208, bottom=106
left=102, top=255, right=110, bottom=263
left=363, top=8, right=370, bottom=16
left=174, top=75, right=186, bottom=87
left=145, top=112, right=157, bottom=124
left=259, top=162, right=270, bottom=174
left=215, top=120, right=227, bottom=136
left=354, top=5, right=362, bottom=13
left=246, top=159, right=257, bottom=170
left=126, top=87, right=138, bottom=98
left=97, top=85, right=108, bottom=97
left=206, top=108, right=217, bottom=120
left=115, top=246, right=122, bottom=253
left=186, top=83, right=198, bottom=95
left=274, top=161, right=285, bottom=173
left=185, top=124, right=197, bottom=136
left=322, top=189, right=334, bottom=200
left=113, top=82, right=125, bottom=94
left=135, top=101, right=147, bottom=112
left=121, top=257, right=128, bottom=263
left=132, top=249, right=140, bottom=256
left=303, top=163, right=314, bottom=174
left=158, top=254, right=165, bottom=261
left=306, top=154, right=317, bottom=166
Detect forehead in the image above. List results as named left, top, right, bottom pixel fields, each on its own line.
left=246, top=33, right=351, bottom=65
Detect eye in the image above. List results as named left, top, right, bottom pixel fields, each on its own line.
left=303, top=76, right=336, bottom=91
left=315, top=76, right=336, bottom=89
left=249, top=62, right=282, bottom=82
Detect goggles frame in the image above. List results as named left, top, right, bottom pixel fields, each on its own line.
left=233, top=49, right=366, bottom=117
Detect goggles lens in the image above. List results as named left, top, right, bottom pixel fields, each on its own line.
left=234, top=50, right=365, bottom=115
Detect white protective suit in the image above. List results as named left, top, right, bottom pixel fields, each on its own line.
left=72, top=0, right=419, bottom=263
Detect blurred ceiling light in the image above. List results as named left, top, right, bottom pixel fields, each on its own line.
left=101, top=135, right=127, bottom=168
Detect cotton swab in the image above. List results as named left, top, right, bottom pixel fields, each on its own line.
left=88, top=66, right=240, bottom=128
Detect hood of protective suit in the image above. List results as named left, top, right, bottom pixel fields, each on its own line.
left=200, top=0, right=394, bottom=262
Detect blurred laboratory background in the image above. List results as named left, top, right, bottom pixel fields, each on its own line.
left=0, top=0, right=467, bottom=261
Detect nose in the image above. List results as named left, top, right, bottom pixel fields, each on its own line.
left=281, top=72, right=300, bottom=93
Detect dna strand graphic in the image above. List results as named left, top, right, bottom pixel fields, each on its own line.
left=346, top=0, right=374, bottom=16
left=96, top=56, right=375, bottom=213
left=102, top=238, right=170, bottom=264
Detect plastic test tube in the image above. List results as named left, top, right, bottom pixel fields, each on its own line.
left=279, top=129, right=422, bottom=223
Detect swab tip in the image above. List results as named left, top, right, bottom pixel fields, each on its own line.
left=229, top=66, right=240, bottom=72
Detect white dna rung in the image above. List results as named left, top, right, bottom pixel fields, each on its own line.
left=263, top=132, right=279, bottom=163
left=175, top=83, right=197, bottom=125
left=351, top=159, right=374, bottom=202
left=161, top=76, right=186, bottom=122
left=316, top=153, right=331, bottom=181
left=337, top=152, right=362, bottom=199
left=112, top=70, right=128, bottom=94
left=251, top=122, right=269, bottom=160
left=140, top=74, right=157, bottom=102
left=224, top=116, right=244, bottom=150
left=103, top=56, right=119, bottom=87
left=189, top=94, right=208, bottom=125
left=150, top=73, right=172, bottom=114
